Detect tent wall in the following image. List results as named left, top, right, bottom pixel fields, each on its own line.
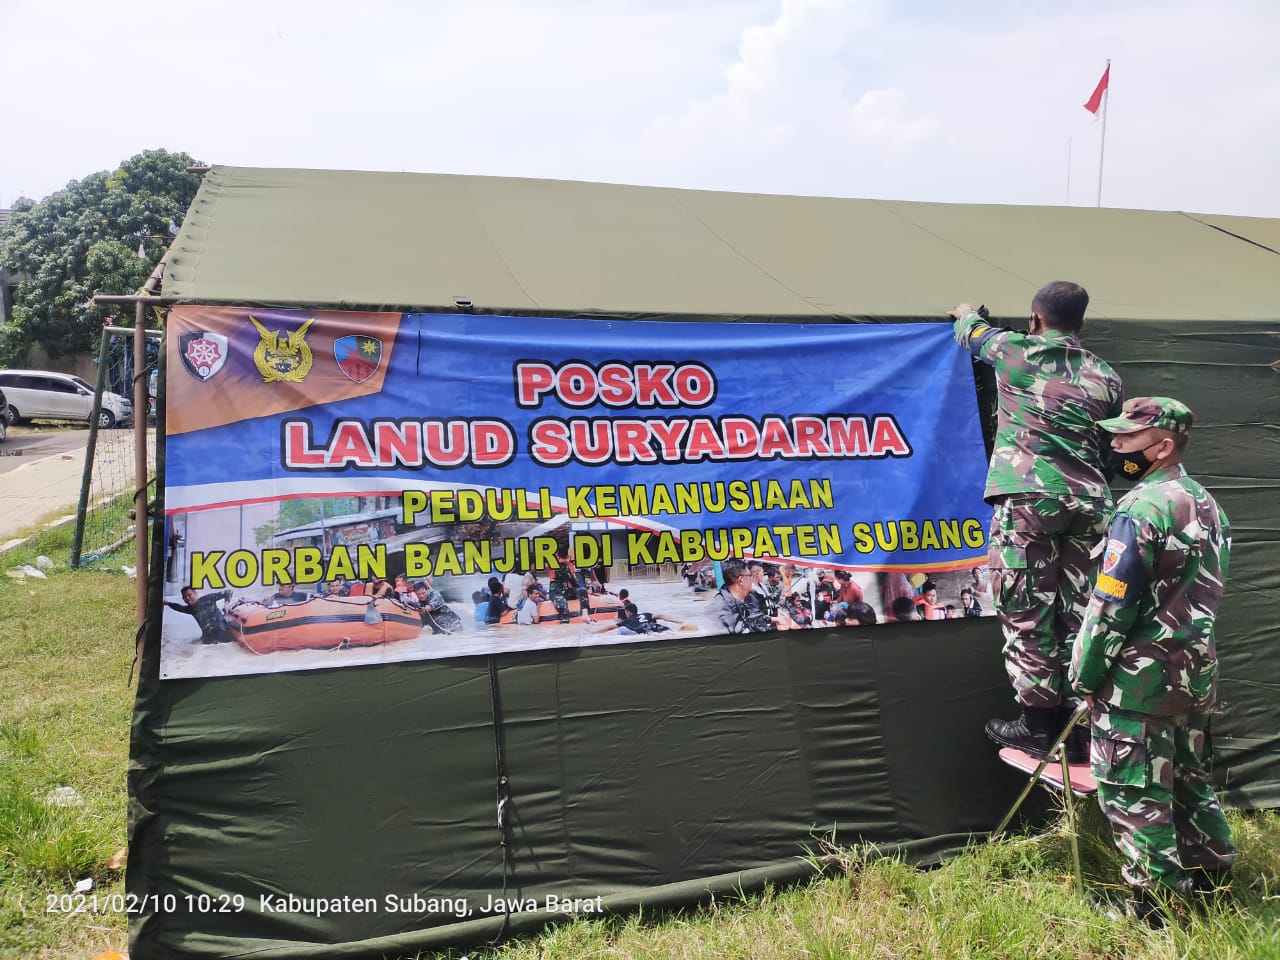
left=130, top=167, right=1280, bottom=957
left=131, top=606, right=1028, bottom=957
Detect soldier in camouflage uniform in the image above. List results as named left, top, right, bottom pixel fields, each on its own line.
left=164, top=587, right=235, bottom=644
left=1070, top=397, right=1234, bottom=924
left=547, top=548, right=588, bottom=624
left=950, top=282, right=1123, bottom=760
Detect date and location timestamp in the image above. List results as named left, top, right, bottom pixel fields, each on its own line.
left=46, top=892, right=246, bottom=915
left=48, top=889, right=608, bottom=919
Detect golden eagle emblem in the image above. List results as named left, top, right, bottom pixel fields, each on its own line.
left=250, top=316, right=315, bottom=383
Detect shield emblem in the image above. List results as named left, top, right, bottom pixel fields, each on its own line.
left=334, top=335, right=384, bottom=384
left=178, top=331, right=229, bottom=382
left=1101, top=539, right=1126, bottom=574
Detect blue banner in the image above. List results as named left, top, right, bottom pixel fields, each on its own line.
left=161, top=307, right=995, bottom=678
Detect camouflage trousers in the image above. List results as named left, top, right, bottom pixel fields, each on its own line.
left=988, top=494, right=1109, bottom=708
left=1091, top=705, right=1236, bottom=893
left=549, top=582, right=585, bottom=617
left=549, top=583, right=572, bottom=617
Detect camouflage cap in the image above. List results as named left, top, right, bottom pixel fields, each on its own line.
left=1097, top=396, right=1194, bottom=435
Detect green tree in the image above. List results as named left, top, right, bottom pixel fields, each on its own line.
left=0, top=149, right=203, bottom=361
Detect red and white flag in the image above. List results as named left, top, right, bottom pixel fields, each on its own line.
left=1084, top=64, right=1110, bottom=115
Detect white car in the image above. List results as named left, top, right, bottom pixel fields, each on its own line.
left=0, top=369, right=133, bottom=429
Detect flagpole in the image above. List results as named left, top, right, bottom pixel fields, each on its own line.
left=1066, top=136, right=1072, bottom=205
left=1096, top=59, right=1110, bottom=207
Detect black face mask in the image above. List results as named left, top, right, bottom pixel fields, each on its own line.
left=1109, top=441, right=1164, bottom=482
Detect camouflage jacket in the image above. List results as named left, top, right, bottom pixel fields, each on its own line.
left=953, top=312, right=1123, bottom=502
left=1069, top=463, right=1230, bottom=715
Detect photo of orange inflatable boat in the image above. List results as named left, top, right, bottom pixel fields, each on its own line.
left=498, top=593, right=625, bottom=625
left=225, top=596, right=422, bottom=654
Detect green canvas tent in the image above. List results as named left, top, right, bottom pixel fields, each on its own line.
left=132, top=166, right=1280, bottom=958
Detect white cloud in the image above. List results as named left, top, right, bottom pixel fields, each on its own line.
left=1, top=0, right=1278, bottom=216
left=848, top=88, right=936, bottom=149
left=636, top=0, right=938, bottom=191
left=620, top=0, right=1280, bottom=214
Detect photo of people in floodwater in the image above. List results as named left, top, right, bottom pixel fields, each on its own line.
left=159, top=493, right=995, bottom=679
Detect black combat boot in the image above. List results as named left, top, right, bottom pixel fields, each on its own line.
left=1187, top=867, right=1233, bottom=909
left=984, top=706, right=1058, bottom=758
left=1087, top=886, right=1169, bottom=928
left=1059, top=699, right=1091, bottom=765
left=1128, top=886, right=1171, bottom=928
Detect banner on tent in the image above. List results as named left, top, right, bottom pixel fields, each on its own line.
left=160, top=306, right=995, bottom=679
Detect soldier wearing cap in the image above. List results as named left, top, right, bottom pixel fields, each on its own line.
left=949, top=282, right=1124, bottom=761
left=1070, top=396, right=1235, bottom=924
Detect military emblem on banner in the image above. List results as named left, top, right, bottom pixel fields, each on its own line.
left=1101, top=539, right=1126, bottom=574
left=334, top=335, right=384, bottom=384
left=178, top=331, right=229, bottom=382
left=250, top=316, right=315, bottom=383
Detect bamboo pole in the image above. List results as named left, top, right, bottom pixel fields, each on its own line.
left=134, top=299, right=148, bottom=627
left=92, top=294, right=177, bottom=631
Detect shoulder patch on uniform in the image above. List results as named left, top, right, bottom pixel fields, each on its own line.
left=967, top=322, right=1005, bottom=359
left=1092, top=515, right=1148, bottom=607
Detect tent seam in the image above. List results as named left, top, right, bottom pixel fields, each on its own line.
left=864, top=632, right=904, bottom=833
left=1180, top=212, right=1280, bottom=256
left=869, top=199, right=1041, bottom=291
left=552, top=661, right=580, bottom=888
left=662, top=189, right=822, bottom=315
left=467, top=182, right=543, bottom=311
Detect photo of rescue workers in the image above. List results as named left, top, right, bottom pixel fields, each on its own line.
left=160, top=492, right=994, bottom=679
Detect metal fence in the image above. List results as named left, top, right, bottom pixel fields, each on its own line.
left=70, top=327, right=160, bottom=569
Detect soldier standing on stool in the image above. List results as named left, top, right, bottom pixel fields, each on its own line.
left=950, top=282, right=1124, bottom=761
left=1070, top=397, right=1235, bottom=925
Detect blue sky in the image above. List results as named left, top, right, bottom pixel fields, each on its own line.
left=3, top=0, right=1277, bottom=216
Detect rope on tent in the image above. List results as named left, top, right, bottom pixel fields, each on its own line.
left=487, top=655, right=513, bottom=944
left=415, top=316, right=424, bottom=375
left=127, top=618, right=147, bottom=686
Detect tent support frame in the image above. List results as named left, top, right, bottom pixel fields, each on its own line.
left=92, top=294, right=177, bottom=630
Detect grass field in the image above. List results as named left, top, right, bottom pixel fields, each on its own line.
left=1, top=518, right=1277, bottom=960
left=441, top=809, right=1279, bottom=960
left=0, top=519, right=135, bottom=960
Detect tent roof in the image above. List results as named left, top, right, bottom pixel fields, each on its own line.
left=164, top=166, right=1280, bottom=322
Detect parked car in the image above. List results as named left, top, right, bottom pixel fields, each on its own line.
left=0, top=369, right=133, bottom=429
